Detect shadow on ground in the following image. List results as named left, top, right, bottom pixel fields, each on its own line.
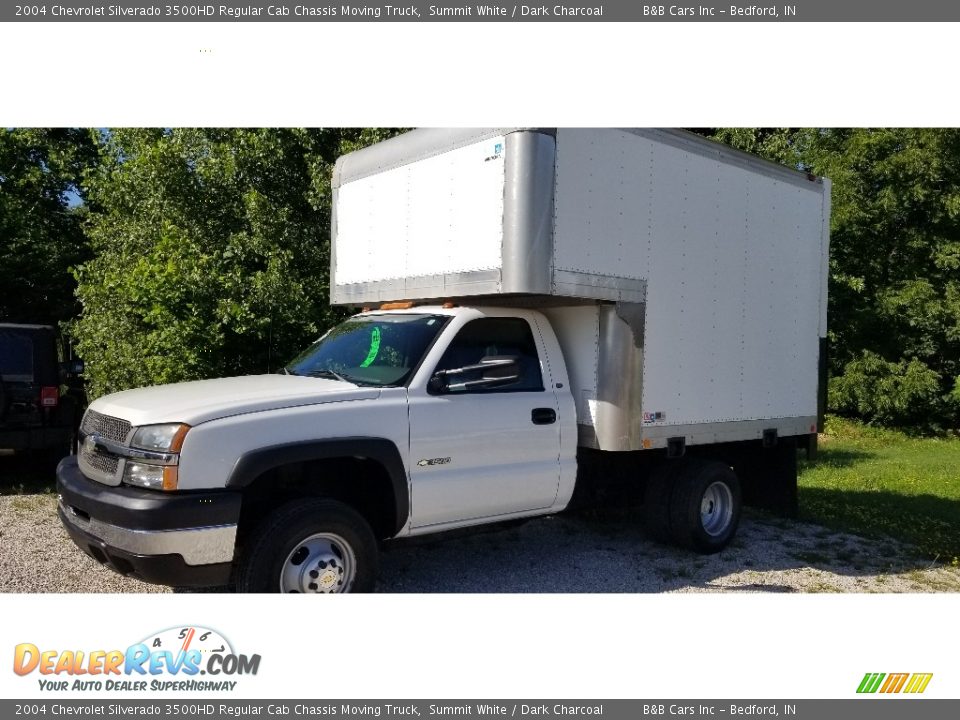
left=0, top=454, right=59, bottom=495
left=374, top=503, right=957, bottom=593
left=804, top=446, right=873, bottom=469
left=799, top=487, right=960, bottom=562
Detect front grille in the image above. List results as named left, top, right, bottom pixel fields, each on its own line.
left=81, top=445, right=120, bottom=477
left=78, top=409, right=130, bottom=484
left=80, top=410, right=131, bottom=443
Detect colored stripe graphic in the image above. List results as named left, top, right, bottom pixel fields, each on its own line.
left=880, top=673, right=909, bottom=693
left=857, top=672, right=932, bottom=694
left=857, top=673, right=885, bottom=693
left=903, top=673, right=933, bottom=694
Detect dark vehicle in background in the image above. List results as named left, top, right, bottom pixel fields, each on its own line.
left=0, top=324, right=85, bottom=464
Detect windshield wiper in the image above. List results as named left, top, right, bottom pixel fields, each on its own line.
left=306, top=368, right=352, bottom=383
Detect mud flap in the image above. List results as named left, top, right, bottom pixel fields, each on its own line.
left=738, top=437, right=799, bottom=518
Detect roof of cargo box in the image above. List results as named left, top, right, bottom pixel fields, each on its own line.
left=332, top=128, right=823, bottom=190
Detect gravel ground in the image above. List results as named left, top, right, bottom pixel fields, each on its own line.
left=2, top=490, right=958, bottom=593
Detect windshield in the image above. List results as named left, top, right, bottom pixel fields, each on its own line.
left=286, top=314, right=449, bottom=387
left=0, top=330, right=35, bottom=383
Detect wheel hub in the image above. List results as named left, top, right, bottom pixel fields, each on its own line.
left=700, top=481, right=734, bottom=537
left=313, top=563, right=341, bottom=592
left=280, top=533, right=355, bottom=593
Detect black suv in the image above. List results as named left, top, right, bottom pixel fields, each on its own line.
left=0, top=323, right=84, bottom=461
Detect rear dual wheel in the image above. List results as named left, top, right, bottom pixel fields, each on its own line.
left=643, top=458, right=741, bottom=554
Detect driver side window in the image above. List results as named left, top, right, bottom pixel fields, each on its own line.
left=433, top=317, right=544, bottom=394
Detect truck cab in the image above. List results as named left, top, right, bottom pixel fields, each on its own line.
left=57, top=306, right=578, bottom=592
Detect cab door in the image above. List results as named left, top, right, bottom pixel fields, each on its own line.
left=407, top=316, right=561, bottom=530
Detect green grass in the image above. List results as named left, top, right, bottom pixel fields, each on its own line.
left=798, top=417, right=960, bottom=564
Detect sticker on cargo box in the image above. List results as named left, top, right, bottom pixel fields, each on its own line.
left=643, top=411, right=666, bottom=424
left=484, top=143, right=503, bottom=162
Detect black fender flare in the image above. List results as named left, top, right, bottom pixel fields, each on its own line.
left=226, top=437, right=409, bottom=536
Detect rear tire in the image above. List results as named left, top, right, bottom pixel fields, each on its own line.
left=236, top=499, right=379, bottom=593
left=668, top=459, right=741, bottom=554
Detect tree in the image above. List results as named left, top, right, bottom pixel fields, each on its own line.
left=72, top=128, right=402, bottom=399
left=707, top=128, right=960, bottom=429
left=811, top=129, right=960, bottom=429
left=0, top=128, right=97, bottom=325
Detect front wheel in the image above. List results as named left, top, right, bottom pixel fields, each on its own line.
left=236, top=499, right=379, bottom=593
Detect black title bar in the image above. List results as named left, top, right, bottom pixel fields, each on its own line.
left=3, top=1, right=958, bottom=22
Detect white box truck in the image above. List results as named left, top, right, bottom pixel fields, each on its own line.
left=57, top=128, right=830, bottom=593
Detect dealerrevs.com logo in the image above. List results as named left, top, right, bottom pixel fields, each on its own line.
left=13, top=626, right=261, bottom=693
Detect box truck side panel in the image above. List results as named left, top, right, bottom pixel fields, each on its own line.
left=640, top=175, right=823, bottom=434
left=740, top=175, right=823, bottom=422
left=333, top=134, right=507, bottom=299
left=552, top=128, right=826, bottom=444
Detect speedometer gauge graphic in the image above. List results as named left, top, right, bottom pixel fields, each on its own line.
left=139, top=626, right=233, bottom=657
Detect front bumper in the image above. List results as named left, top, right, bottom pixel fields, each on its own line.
left=56, top=456, right=241, bottom=587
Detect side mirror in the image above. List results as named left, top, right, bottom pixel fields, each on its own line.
left=428, top=373, right=449, bottom=394
left=478, top=355, right=520, bottom=382
left=431, top=356, right=520, bottom=394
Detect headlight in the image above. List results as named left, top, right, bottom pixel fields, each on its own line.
left=123, top=462, right=167, bottom=490
left=124, top=423, right=189, bottom=491
left=130, top=423, right=190, bottom=452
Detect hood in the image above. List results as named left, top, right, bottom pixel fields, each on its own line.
left=89, top=374, right=381, bottom=428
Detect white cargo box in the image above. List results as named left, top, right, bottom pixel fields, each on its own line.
left=332, top=129, right=830, bottom=451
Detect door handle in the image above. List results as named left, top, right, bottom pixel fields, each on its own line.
left=531, top=408, right=557, bottom=425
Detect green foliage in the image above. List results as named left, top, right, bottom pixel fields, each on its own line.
left=0, top=128, right=97, bottom=324
left=710, top=128, right=960, bottom=430
left=828, top=351, right=942, bottom=427
left=799, top=416, right=960, bottom=562
left=71, top=128, right=403, bottom=399
left=706, top=128, right=802, bottom=166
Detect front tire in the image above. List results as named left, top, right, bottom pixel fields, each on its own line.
left=237, top=499, right=379, bottom=593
